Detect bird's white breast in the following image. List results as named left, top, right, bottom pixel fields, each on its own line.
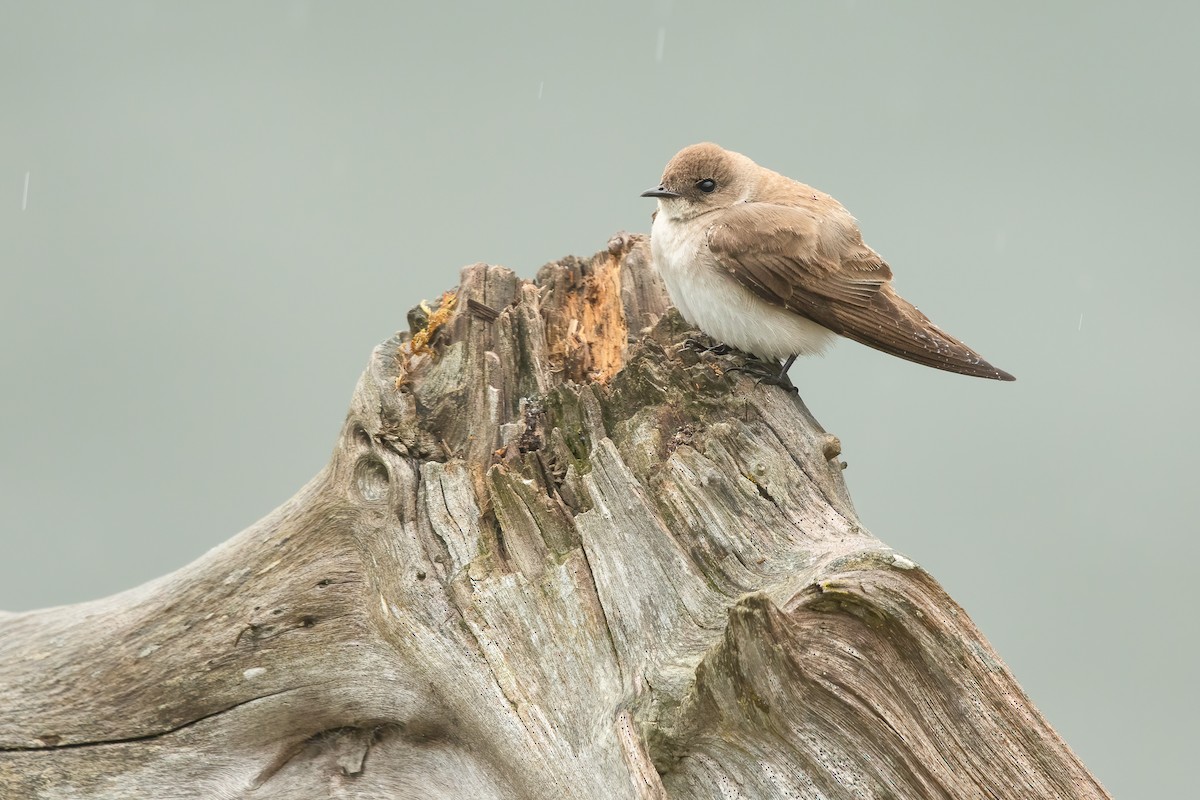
left=650, top=212, right=836, bottom=362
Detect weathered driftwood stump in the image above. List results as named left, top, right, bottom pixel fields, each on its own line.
left=0, top=234, right=1107, bottom=799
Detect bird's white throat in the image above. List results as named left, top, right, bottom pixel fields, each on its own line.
left=650, top=211, right=836, bottom=362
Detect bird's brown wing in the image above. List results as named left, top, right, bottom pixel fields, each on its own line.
left=705, top=203, right=892, bottom=307
left=705, top=203, right=1015, bottom=381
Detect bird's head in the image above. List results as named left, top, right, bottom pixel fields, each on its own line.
left=641, top=142, right=756, bottom=221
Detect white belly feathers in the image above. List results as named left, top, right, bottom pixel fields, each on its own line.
left=650, top=214, right=835, bottom=362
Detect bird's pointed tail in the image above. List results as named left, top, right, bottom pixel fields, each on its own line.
left=828, top=286, right=1015, bottom=381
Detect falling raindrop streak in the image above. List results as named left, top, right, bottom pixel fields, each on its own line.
left=656, top=27, right=666, bottom=62
left=21, top=171, right=29, bottom=211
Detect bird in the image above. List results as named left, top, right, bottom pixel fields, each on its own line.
left=641, top=142, right=1014, bottom=387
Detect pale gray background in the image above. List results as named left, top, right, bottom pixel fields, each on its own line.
left=2, top=1, right=1194, bottom=795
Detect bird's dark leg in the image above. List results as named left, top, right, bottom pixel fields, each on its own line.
left=767, top=354, right=799, bottom=392
left=727, top=354, right=799, bottom=393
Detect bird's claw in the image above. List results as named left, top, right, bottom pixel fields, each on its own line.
left=757, top=374, right=800, bottom=394
left=725, top=363, right=799, bottom=394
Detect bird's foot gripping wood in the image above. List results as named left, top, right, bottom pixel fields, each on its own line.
left=680, top=336, right=797, bottom=392
left=726, top=354, right=800, bottom=394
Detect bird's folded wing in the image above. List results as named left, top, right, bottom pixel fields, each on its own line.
left=705, top=203, right=1014, bottom=381
left=704, top=203, right=892, bottom=308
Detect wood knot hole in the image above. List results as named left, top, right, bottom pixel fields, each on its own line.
left=353, top=456, right=390, bottom=502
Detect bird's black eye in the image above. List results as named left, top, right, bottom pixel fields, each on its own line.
left=696, top=178, right=717, bottom=193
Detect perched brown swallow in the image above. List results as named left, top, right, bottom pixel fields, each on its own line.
left=642, top=143, right=1014, bottom=385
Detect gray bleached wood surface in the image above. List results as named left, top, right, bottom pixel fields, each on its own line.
left=0, top=233, right=1108, bottom=799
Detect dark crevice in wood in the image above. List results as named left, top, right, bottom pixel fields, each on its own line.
left=0, top=688, right=300, bottom=753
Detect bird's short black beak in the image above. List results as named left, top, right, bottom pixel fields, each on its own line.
left=640, top=186, right=681, bottom=199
